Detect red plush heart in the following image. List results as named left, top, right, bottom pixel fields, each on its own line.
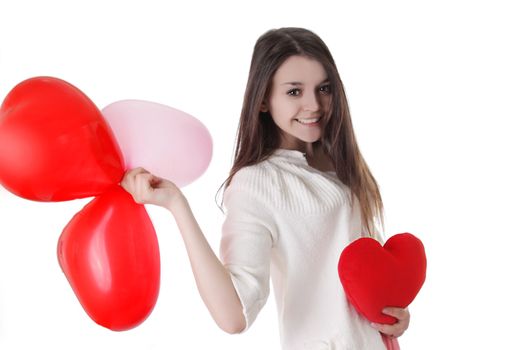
left=338, top=233, right=426, bottom=324
left=0, top=76, right=124, bottom=201
left=57, top=186, right=160, bottom=331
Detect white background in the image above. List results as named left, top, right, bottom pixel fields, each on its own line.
left=1, top=0, right=524, bottom=349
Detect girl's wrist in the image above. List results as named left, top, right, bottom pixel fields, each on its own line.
left=167, top=192, right=188, bottom=214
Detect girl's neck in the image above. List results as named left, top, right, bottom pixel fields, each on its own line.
left=278, top=142, right=334, bottom=172
left=278, top=139, right=318, bottom=156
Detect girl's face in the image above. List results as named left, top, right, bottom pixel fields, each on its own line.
left=263, top=55, right=331, bottom=151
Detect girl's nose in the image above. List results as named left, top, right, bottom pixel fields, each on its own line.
left=302, top=90, right=320, bottom=112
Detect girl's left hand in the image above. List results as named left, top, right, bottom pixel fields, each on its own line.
left=370, top=307, right=410, bottom=338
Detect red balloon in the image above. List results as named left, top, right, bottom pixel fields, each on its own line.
left=57, top=186, right=160, bottom=331
left=338, top=233, right=426, bottom=324
left=0, top=76, right=124, bottom=201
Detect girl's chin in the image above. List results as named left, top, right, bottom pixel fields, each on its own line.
left=278, top=128, right=322, bottom=148
left=294, top=135, right=322, bottom=145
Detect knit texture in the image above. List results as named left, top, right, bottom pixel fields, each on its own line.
left=220, top=149, right=386, bottom=350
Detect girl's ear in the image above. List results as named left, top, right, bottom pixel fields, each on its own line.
left=260, top=101, right=269, bottom=113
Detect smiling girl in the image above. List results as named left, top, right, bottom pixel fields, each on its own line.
left=121, top=27, right=408, bottom=349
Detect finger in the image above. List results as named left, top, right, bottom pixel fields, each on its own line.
left=135, top=173, right=156, bottom=194
left=371, top=322, right=394, bottom=335
left=121, top=173, right=151, bottom=203
left=121, top=167, right=149, bottom=187
left=382, top=307, right=409, bottom=321
left=126, top=167, right=149, bottom=178
left=370, top=322, right=404, bottom=338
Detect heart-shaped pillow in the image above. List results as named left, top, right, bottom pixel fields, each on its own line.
left=338, top=233, right=426, bottom=324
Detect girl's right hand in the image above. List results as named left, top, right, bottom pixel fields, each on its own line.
left=120, top=167, right=185, bottom=210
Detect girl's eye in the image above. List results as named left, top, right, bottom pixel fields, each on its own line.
left=287, top=88, right=301, bottom=96
left=319, top=84, right=331, bottom=94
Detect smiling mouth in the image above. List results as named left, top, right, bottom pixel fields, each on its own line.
left=295, top=117, right=321, bottom=125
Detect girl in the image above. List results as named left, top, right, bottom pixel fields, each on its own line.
left=121, top=27, right=409, bottom=350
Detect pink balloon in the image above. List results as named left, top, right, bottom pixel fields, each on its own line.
left=102, top=100, right=212, bottom=187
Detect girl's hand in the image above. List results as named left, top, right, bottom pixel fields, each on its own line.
left=370, top=307, right=410, bottom=338
left=120, top=167, right=185, bottom=210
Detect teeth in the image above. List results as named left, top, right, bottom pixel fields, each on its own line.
left=296, top=118, right=320, bottom=125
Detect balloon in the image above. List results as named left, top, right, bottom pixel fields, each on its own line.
left=338, top=233, right=426, bottom=324
left=57, top=186, right=160, bottom=331
left=102, top=100, right=212, bottom=187
left=0, top=76, right=124, bottom=201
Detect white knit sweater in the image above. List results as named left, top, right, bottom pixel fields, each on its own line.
left=220, top=149, right=386, bottom=350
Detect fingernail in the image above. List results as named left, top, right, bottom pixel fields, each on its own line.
left=370, top=323, right=378, bottom=328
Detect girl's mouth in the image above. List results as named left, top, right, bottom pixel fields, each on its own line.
left=295, top=117, right=321, bottom=125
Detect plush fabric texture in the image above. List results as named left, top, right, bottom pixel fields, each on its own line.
left=338, top=233, right=426, bottom=324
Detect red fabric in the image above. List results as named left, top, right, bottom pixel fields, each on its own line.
left=381, top=334, right=401, bottom=350
left=338, top=233, right=426, bottom=324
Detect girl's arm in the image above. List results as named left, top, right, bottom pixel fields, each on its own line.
left=120, top=168, right=246, bottom=334
left=169, top=195, right=246, bottom=333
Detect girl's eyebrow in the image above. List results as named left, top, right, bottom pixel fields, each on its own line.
left=280, top=78, right=330, bottom=86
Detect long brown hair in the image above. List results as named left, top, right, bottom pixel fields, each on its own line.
left=222, top=27, right=383, bottom=236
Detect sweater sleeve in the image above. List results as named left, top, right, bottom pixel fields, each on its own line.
left=219, top=181, right=276, bottom=332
